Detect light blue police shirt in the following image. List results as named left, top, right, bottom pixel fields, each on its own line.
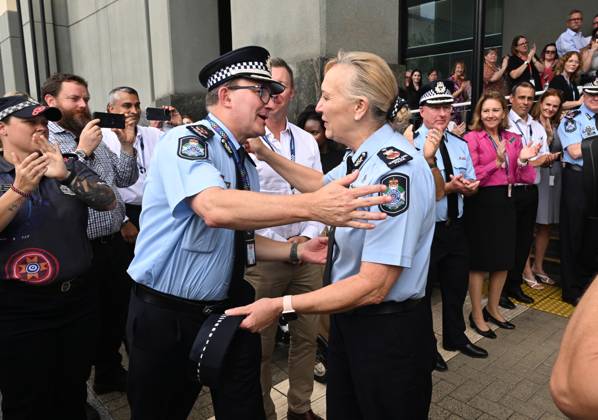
left=323, top=123, right=436, bottom=301
left=414, top=125, right=476, bottom=222
left=128, top=113, right=260, bottom=300
left=558, top=104, right=598, bottom=166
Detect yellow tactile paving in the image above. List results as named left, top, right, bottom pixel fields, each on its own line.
left=517, top=284, right=575, bottom=318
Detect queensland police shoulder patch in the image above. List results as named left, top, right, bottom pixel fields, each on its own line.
left=564, top=119, right=577, bottom=133
left=178, top=136, right=208, bottom=160
left=378, top=173, right=409, bottom=216
left=377, top=146, right=413, bottom=169
left=186, top=124, right=214, bottom=140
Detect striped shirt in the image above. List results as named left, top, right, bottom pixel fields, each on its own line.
left=48, top=121, right=138, bottom=239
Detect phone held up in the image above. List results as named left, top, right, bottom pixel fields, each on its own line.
left=92, top=112, right=125, bottom=129
left=146, top=107, right=171, bottom=121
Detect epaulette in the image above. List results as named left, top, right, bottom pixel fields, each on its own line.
left=377, top=146, right=413, bottom=168
left=564, top=110, right=581, bottom=120
left=186, top=123, right=214, bottom=140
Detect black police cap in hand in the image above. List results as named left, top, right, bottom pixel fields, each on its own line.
left=198, top=45, right=285, bottom=95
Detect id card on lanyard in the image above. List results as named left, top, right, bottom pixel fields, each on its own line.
left=206, top=116, right=256, bottom=267
left=261, top=130, right=296, bottom=192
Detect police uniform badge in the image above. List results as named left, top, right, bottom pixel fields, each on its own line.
left=377, top=146, right=413, bottom=168
left=378, top=173, right=409, bottom=216
left=435, top=81, right=447, bottom=94
left=583, top=125, right=597, bottom=138
left=178, top=136, right=208, bottom=160
left=564, top=119, right=577, bottom=133
left=353, top=152, right=368, bottom=169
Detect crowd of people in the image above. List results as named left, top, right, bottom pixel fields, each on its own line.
left=0, top=8, right=598, bottom=420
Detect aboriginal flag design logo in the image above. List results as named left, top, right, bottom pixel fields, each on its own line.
left=4, top=248, right=60, bottom=285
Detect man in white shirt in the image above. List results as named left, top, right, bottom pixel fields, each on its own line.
left=502, top=81, right=551, bottom=308
left=556, top=9, right=591, bottom=56
left=245, top=58, right=324, bottom=420
left=102, top=86, right=173, bottom=243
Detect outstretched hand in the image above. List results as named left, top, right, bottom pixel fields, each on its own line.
left=226, top=297, right=282, bottom=333
left=310, top=170, right=390, bottom=229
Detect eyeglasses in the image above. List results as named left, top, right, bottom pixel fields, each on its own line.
left=517, top=42, right=528, bottom=47
left=568, top=17, right=582, bottom=21
left=228, top=84, right=273, bottom=104
left=545, top=50, right=557, bottom=54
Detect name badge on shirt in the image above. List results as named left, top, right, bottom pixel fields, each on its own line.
left=245, top=231, right=256, bottom=267
left=549, top=175, right=555, bottom=187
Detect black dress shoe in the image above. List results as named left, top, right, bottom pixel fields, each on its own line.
left=562, top=295, right=581, bottom=306
left=483, top=307, right=515, bottom=329
left=468, top=313, right=497, bottom=339
left=444, top=341, right=488, bottom=359
left=507, top=288, right=534, bottom=304
left=499, top=295, right=516, bottom=310
left=434, top=351, right=448, bottom=372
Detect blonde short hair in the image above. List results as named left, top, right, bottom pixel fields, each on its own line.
left=325, top=51, right=403, bottom=130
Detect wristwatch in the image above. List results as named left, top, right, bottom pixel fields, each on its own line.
left=281, top=295, right=298, bottom=322
left=427, top=157, right=437, bottom=169
left=74, top=149, right=88, bottom=161
left=289, top=242, right=300, bottom=264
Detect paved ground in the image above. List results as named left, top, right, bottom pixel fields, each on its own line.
left=82, top=289, right=570, bottom=420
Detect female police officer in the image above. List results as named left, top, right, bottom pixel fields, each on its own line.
left=228, top=51, right=438, bottom=420
left=0, top=95, right=115, bottom=419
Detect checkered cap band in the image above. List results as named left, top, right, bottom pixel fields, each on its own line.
left=0, top=100, right=38, bottom=120
left=206, top=61, right=271, bottom=89
left=583, top=78, right=598, bottom=94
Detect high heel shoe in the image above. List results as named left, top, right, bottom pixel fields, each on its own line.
left=483, top=307, right=515, bottom=329
left=469, top=313, right=497, bottom=339
left=532, top=270, right=556, bottom=285
left=523, top=275, right=544, bottom=290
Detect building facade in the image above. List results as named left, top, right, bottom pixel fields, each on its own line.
left=0, top=0, right=595, bottom=119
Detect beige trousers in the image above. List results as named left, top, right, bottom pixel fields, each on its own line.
left=245, top=261, right=322, bottom=418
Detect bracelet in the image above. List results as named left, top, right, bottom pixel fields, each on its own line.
left=10, top=184, right=31, bottom=198
left=427, top=157, right=437, bottom=169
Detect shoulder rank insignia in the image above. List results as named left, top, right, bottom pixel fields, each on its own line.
left=564, top=119, right=577, bottom=133
left=353, top=152, right=368, bottom=169
left=377, top=146, right=413, bottom=169
left=178, top=136, right=208, bottom=160
left=186, top=124, right=214, bottom=140
left=378, top=173, right=409, bottom=216
left=564, top=110, right=580, bottom=120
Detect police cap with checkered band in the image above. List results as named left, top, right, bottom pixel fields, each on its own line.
left=419, top=80, right=455, bottom=106
left=582, top=77, right=598, bottom=95
left=0, top=95, right=61, bottom=121
left=198, top=46, right=285, bottom=95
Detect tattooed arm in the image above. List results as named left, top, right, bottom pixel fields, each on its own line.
left=63, top=160, right=116, bottom=211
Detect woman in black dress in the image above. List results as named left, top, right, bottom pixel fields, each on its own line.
left=548, top=51, right=583, bottom=110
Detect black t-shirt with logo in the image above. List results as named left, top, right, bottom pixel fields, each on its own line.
left=0, top=155, right=96, bottom=286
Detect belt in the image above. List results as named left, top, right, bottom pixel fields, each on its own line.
left=564, top=163, right=583, bottom=172
left=0, top=275, right=84, bottom=294
left=513, top=184, right=537, bottom=191
left=133, top=283, right=229, bottom=315
left=91, top=232, right=120, bottom=245
left=343, top=298, right=422, bottom=316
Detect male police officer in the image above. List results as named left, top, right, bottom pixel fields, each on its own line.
left=125, top=46, right=389, bottom=420
left=414, top=81, right=484, bottom=371
left=558, top=78, right=598, bottom=305
left=244, top=57, right=324, bottom=420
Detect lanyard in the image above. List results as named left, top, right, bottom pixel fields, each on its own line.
left=261, top=129, right=296, bottom=191
left=206, top=117, right=251, bottom=191
left=510, top=117, right=533, bottom=145
left=137, top=135, right=146, bottom=174
left=261, top=129, right=295, bottom=162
